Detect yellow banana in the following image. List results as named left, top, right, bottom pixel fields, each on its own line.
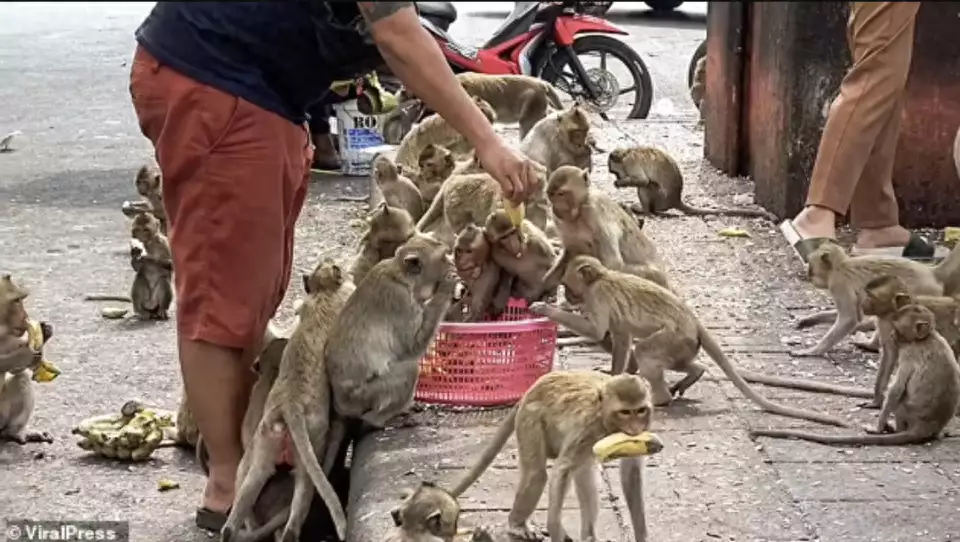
left=99, top=445, right=118, bottom=459
left=115, top=447, right=132, bottom=460
left=25, top=320, right=44, bottom=351
left=25, top=320, right=61, bottom=383
left=592, top=431, right=665, bottom=462
left=503, top=199, right=525, bottom=228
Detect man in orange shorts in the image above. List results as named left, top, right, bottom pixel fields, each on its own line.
left=779, top=2, right=948, bottom=263
left=129, top=2, right=539, bottom=531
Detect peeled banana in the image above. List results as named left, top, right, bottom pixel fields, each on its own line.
left=25, top=319, right=60, bottom=383
left=503, top=199, right=525, bottom=227
left=592, top=431, right=665, bottom=462
left=72, top=402, right=177, bottom=462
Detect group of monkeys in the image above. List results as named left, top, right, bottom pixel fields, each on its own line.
left=3, top=70, right=960, bottom=542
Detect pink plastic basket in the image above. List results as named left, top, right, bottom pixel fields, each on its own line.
left=416, top=298, right=558, bottom=407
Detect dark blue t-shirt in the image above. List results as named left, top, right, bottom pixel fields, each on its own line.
left=134, top=2, right=385, bottom=124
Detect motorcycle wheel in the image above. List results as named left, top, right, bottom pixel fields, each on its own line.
left=539, top=35, right=654, bottom=120
left=687, top=39, right=707, bottom=89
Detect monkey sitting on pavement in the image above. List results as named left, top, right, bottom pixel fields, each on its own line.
left=542, top=165, right=669, bottom=293
left=350, top=202, right=417, bottom=286
left=386, top=481, right=461, bottom=542
left=221, top=259, right=355, bottom=542
left=413, top=144, right=457, bottom=207
left=608, top=146, right=776, bottom=220
left=530, top=255, right=851, bottom=427
left=0, top=274, right=54, bottom=444
left=450, top=371, right=656, bottom=542
left=520, top=104, right=594, bottom=175
left=790, top=241, right=960, bottom=358
left=84, top=213, right=174, bottom=320
left=373, top=155, right=425, bottom=222
left=322, top=233, right=458, bottom=475
left=751, top=303, right=960, bottom=446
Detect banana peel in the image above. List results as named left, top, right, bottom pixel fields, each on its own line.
left=25, top=320, right=60, bottom=383
left=592, top=431, right=665, bottom=462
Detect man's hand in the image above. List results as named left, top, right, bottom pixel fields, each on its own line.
left=474, top=139, right=539, bottom=204
left=357, top=2, right=538, bottom=203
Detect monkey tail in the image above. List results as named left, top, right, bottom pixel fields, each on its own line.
left=416, top=188, right=446, bottom=232
left=543, top=84, right=564, bottom=110
left=83, top=294, right=132, bottom=303
left=677, top=202, right=777, bottom=222
left=449, top=406, right=518, bottom=497
left=284, top=406, right=348, bottom=541
left=238, top=504, right=293, bottom=542
left=739, top=371, right=875, bottom=399
left=932, top=244, right=960, bottom=288
left=696, top=323, right=852, bottom=428
left=750, top=428, right=932, bottom=446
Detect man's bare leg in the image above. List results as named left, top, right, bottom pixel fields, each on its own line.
left=180, top=338, right=256, bottom=514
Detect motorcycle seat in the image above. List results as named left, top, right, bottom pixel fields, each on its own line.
left=416, top=2, right=457, bottom=24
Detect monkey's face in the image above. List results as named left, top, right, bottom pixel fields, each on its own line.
left=602, top=383, right=653, bottom=436
left=892, top=304, right=934, bottom=342
left=131, top=218, right=158, bottom=243
left=3, top=298, right=28, bottom=337
left=399, top=238, right=455, bottom=302
left=453, top=237, right=488, bottom=280
left=487, top=222, right=524, bottom=258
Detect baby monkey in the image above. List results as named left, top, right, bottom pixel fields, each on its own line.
left=483, top=210, right=557, bottom=304
left=386, top=481, right=461, bottom=542
left=531, top=255, right=851, bottom=427
left=608, top=147, right=775, bottom=220
left=451, top=371, right=655, bottom=542
left=751, top=303, right=960, bottom=446
left=448, top=224, right=512, bottom=322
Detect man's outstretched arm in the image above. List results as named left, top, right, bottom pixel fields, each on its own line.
left=357, top=2, right=536, bottom=202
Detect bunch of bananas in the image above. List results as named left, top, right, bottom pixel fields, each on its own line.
left=25, top=319, right=60, bottom=383
left=72, top=400, right=176, bottom=461
left=592, top=431, right=665, bottom=463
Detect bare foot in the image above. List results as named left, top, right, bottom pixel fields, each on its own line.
left=792, top=205, right=837, bottom=240
left=855, top=225, right=911, bottom=250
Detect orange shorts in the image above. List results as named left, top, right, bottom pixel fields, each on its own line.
left=129, top=46, right=312, bottom=351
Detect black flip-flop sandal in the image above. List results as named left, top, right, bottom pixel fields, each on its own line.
left=196, top=506, right=230, bottom=532
left=779, top=220, right=835, bottom=265
left=851, top=232, right=948, bottom=262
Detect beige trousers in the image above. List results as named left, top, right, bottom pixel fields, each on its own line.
left=806, top=2, right=921, bottom=229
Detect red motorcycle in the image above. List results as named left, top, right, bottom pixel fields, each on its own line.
left=416, top=1, right=654, bottom=120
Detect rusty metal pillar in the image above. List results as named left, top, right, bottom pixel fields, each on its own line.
left=702, top=1, right=747, bottom=176
left=740, top=2, right=849, bottom=221
left=894, top=3, right=960, bottom=227
left=725, top=2, right=960, bottom=226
